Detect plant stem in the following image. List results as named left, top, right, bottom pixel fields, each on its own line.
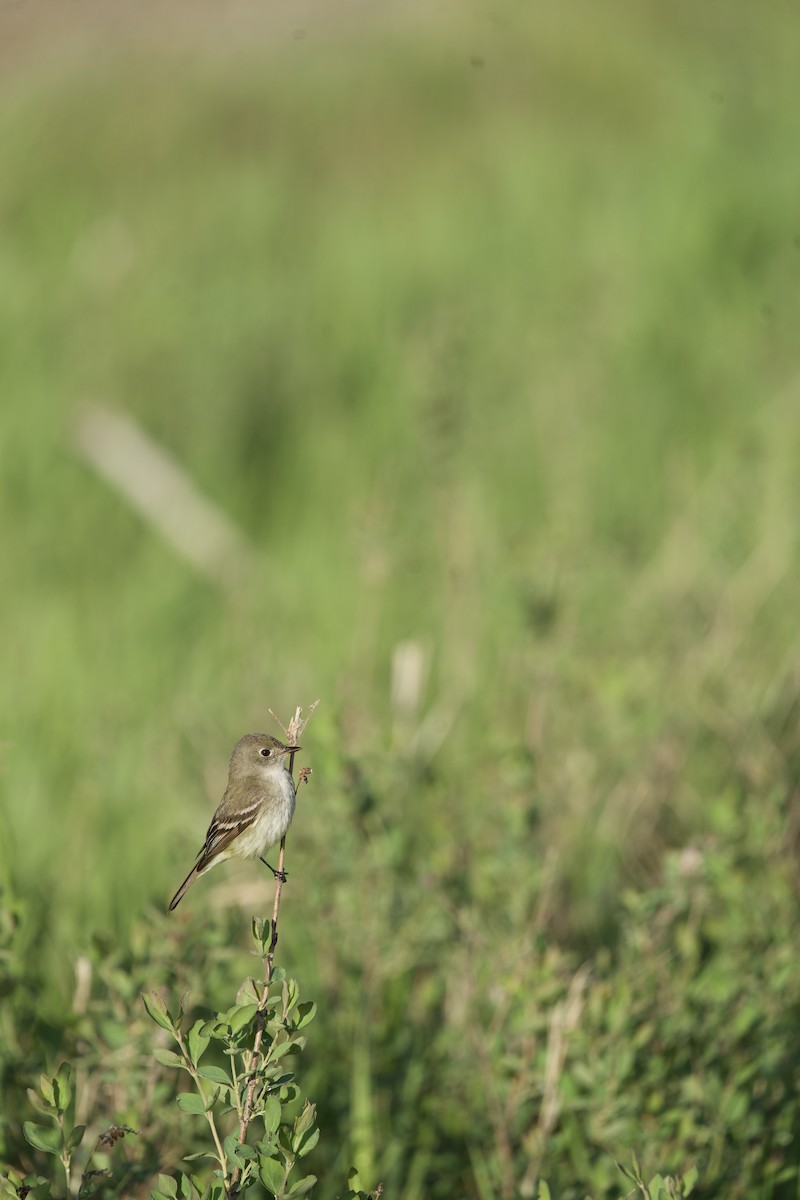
left=229, top=703, right=317, bottom=1197
left=174, top=1028, right=228, bottom=1177
left=58, top=1114, right=72, bottom=1197
left=230, top=836, right=287, bottom=1196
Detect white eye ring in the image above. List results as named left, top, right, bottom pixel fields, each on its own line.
left=260, top=747, right=272, bottom=757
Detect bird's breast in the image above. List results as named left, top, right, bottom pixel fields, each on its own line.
left=237, top=768, right=296, bottom=858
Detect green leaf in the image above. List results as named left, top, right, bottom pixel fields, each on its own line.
left=23, top=1122, right=62, bottom=1156
left=236, top=978, right=261, bottom=1006
left=19, top=1183, right=52, bottom=1200
left=683, top=1167, right=699, bottom=1196
left=66, top=1124, right=86, bottom=1152
left=267, top=1041, right=295, bottom=1063
left=176, top=1093, right=207, bottom=1115
left=228, top=1003, right=259, bottom=1033
left=154, top=1048, right=187, bottom=1070
left=53, top=1063, right=72, bottom=1113
left=224, top=1134, right=258, bottom=1167
left=263, top=1095, right=282, bottom=1133
left=38, top=1075, right=56, bottom=1107
left=292, top=1103, right=316, bottom=1142
left=187, top=1019, right=211, bottom=1065
left=201, top=1019, right=228, bottom=1040
left=142, top=992, right=175, bottom=1033
left=259, top=1157, right=286, bottom=1196
left=156, top=1176, right=179, bottom=1198
left=285, top=978, right=300, bottom=1013
left=265, top=1015, right=284, bottom=1039
left=179, top=1172, right=201, bottom=1198
left=293, top=1002, right=316, bottom=1030
left=252, top=918, right=272, bottom=953
left=26, top=1088, right=57, bottom=1118
left=292, top=1103, right=317, bottom=1154
left=538, top=1185, right=552, bottom=1200
left=285, top=1176, right=317, bottom=1199
left=347, top=1168, right=362, bottom=1192
left=297, top=1128, right=319, bottom=1159
left=197, top=1066, right=231, bottom=1086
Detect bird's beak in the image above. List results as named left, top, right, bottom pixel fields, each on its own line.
left=284, top=744, right=301, bottom=754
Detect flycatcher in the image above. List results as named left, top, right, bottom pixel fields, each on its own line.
left=168, top=733, right=300, bottom=911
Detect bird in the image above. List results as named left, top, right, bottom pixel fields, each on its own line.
left=168, top=733, right=300, bottom=911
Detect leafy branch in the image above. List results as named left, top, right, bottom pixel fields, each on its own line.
left=231, top=703, right=318, bottom=1194
left=8, top=1063, right=135, bottom=1199
left=145, top=702, right=321, bottom=1200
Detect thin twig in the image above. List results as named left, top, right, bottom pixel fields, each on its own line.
left=268, top=708, right=291, bottom=742
left=229, top=702, right=318, bottom=1196
left=174, top=1027, right=228, bottom=1171
left=519, top=963, right=590, bottom=1197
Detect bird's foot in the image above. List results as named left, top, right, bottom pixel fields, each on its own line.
left=260, top=857, right=288, bottom=883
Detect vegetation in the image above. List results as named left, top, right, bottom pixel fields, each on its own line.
left=1, top=0, right=799, bottom=1195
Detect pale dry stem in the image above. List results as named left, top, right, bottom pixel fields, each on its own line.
left=520, top=963, right=591, bottom=1197
left=229, top=701, right=319, bottom=1196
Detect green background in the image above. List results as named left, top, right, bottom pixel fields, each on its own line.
left=1, top=0, right=800, bottom=1195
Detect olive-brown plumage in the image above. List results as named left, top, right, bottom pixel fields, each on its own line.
left=168, top=734, right=299, bottom=912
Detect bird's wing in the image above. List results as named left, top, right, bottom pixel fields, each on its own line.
left=197, top=784, right=263, bottom=865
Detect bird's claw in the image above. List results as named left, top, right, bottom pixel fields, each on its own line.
left=260, top=857, right=288, bottom=883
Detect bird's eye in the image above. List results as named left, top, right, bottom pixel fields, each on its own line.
left=260, top=747, right=272, bottom=757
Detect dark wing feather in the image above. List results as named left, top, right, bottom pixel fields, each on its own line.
left=168, top=784, right=265, bottom=912
left=195, top=783, right=264, bottom=867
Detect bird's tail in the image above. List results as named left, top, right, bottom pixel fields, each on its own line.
left=168, top=861, right=204, bottom=912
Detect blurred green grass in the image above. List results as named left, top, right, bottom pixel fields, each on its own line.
left=1, top=0, right=798, bottom=944
left=1, top=0, right=800, bottom=1192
